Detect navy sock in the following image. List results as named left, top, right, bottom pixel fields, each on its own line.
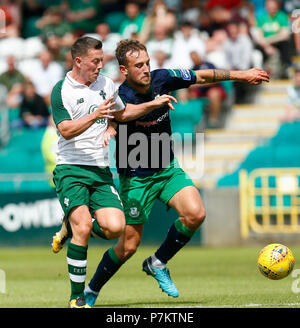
left=88, top=247, right=124, bottom=293
left=155, top=219, right=194, bottom=264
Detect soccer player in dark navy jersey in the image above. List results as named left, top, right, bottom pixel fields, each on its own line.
left=116, top=68, right=198, bottom=177
left=53, top=39, right=269, bottom=306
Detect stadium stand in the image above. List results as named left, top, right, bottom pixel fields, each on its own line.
left=0, top=0, right=298, bottom=195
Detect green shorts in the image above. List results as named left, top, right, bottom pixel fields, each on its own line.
left=53, top=164, right=123, bottom=218
left=119, top=158, right=195, bottom=224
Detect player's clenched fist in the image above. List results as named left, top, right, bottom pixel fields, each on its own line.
left=244, top=68, right=270, bottom=85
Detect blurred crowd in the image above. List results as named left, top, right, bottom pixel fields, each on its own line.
left=0, top=0, right=300, bottom=131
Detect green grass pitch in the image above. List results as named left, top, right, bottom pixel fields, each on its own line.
left=0, top=244, right=300, bottom=308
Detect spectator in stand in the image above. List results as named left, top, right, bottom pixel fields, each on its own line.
left=189, top=50, right=227, bottom=128
left=62, top=50, right=73, bottom=74
left=29, top=49, right=64, bottom=106
left=281, top=67, right=300, bottom=122
left=0, top=0, right=21, bottom=38
left=119, top=1, right=146, bottom=39
left=170, top=20, right=206, bottom=69
left=223, top=21, right=255, bottom=103
left=150, top=49, right=174, bottom=70
left=283, top=0, right=300, bottom=56
left=0, top=55, right=25, bottom=92
left=0, top=55, right=25, bottom=109
left=61, top=0, right=100, bottom=35
left=36, top=6, right=72, bottom=40
left=146, top=23, right=173, bottom=62
left=139, top=0, right=177, bottom=44
left=19, top=81, right=49, bottom=129
left=252, top=0, right=291, bottom=78
left=205, top=28, right=229, bottom=69
left=224, top=21, right=254, bottom=71
left=247, top=0, right=266, bottom=18
left=93, top=22, right=121, bottom=81
left=43, top=34, right=66, bottom=62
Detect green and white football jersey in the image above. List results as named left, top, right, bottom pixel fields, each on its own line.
left=51, top=72, right=125, bottom=167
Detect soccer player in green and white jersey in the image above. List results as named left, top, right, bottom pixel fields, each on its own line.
left=51, top=36, right=176, bottom=308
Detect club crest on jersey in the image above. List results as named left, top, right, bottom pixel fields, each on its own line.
left=179, top=69, right=191, bottom=80
left=99, top=90, right=106, bottom=100
left=129, top=207, right=140, bottom=218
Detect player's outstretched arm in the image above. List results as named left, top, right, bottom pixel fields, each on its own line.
left=195, top=68, right=270, bottom=85
left=113, top=94, right=177, bottom=122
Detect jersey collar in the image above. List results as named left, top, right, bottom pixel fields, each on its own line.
left=124, top=79, right=152, bottom=96
left=66, top=71, right=99, bottom=89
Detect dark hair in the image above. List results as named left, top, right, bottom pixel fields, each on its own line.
left=115, top=39, right=147, bottom=65
left=70, top=37, right=103, bottom=60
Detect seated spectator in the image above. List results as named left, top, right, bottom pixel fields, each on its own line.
left=284, top=0, right=300, bottom=56
left=139, top=0, right=177, bottom=44
left=29, top=49, right=64, bottom=106
left=224, top=21, right=254, bottom=70
left=170, top=21, right=206, bottom=69
left=223, top=21, right=255, bottom=103
left=19, top=81, right=50, bottom=129
left=252, top=0, right=291, bottom=78
left=43, top=34, right=66, bottom=62
left=63, top=50, right=73, bottom=74
left=149, top=49, right=174, bottom=70
left=146, top=23, right=173, bottom=62
left=93, top=23, right=121, bottom=81
left=36, top=6, right=72, bottom=39
left=0, top=55, right=25, bottom=108
left=189, top=50, right=227, bottom=128
left=119, top=1, right=146, bottom=39
left=281, top=67, right=300, bottom=122
left=61, top=0, right=100, bottom=35
left=205, top=28, right=229, bottom=69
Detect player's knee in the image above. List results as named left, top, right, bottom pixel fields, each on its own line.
left=105, top=220, right=125, bottom=240
left=184, top=207, right=206, bottom=230
left=74, top=220, right=93, bottom=240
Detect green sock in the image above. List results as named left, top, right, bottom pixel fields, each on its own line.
left=67, top=242, right=88, bottom=300
left=91, top=219, right=108, bottom=239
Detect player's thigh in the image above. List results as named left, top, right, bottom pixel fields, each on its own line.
left=53, top=165, right=91, bottom=219
left=114, top=224, right=144, bottom=260
left=119, top=175, right=158, bottom=225
left=90, top=183, right=125, bottom=236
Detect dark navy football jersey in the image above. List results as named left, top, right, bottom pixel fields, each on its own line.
left=116, top=68, right=197, bottom=177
